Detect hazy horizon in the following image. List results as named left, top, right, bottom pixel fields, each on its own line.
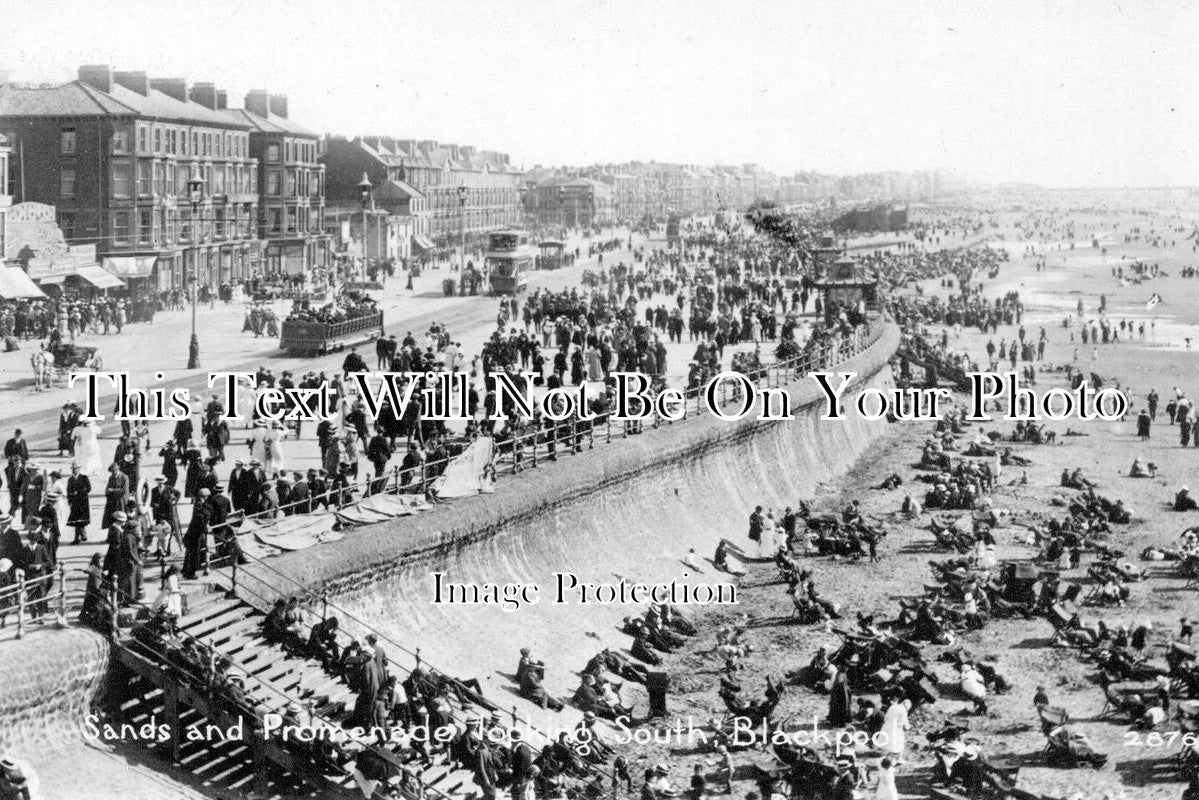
left=2, top=0, right=1197, bottom=189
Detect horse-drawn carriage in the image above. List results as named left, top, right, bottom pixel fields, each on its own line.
left=32, top=342, right=102, bottom=388
left=50, top=343, right=101, bottom=375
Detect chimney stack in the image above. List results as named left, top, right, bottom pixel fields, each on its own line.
left=244, top=89, right=270, bottom=119
left=78, top=64, right=113, bottom=94
left=190, top=82, right=217, bottom=110
left=113, top=70, right=149, bottom=96
left=150, top=78, right=188, bottom=102
left=268, top=93, right=288, bottom=119
left=215, top=89, right=227, bottom=110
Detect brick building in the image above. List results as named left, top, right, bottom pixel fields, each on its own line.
left=0, top=65, right=260, bottom=295
left=221, top=91, right=330, bottom=275
left=323, top=136, right=522, bottom=254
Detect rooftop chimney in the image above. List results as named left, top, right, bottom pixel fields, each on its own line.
left=189, top=82, right=217, bottom=110
left=244, top=89, right=270, bottom=119
left=460, top=145, right=477, bottom=159
left=78, top=64, right=113, bottom=94
left=268, top=93, right=288, bottom=119
left=113, top=70, right=149, bottom=96
left=215, top=89, right=227, bottom=110
left=399, top=139, right=416, bottom=154
left=150, top=77, right=188, bottom=102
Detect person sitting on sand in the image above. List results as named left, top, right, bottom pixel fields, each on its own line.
left=1128, top=458, right=1151, bottom=478
left=1176, top=487, right=1199, bottom=512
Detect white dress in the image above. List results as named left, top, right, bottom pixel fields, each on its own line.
left=264, top=426, right=286, bottom=475
left=153, top=572, right=182, bottom=617
left=73, top=423, right=103, bottom=476
left=875, top=763, right=899, bottom=800
left=881, top=701, right=910, bottom=757
left=757, top=516, right=778, bottom=559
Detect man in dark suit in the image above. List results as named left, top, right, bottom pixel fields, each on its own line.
left=307, top=469, right=328, bottom=510
left=227, top=460, right=250, bottom=512
left=101, top=463, right=131, bottom=530
left=182, top=490, right=212, bottom=579
left=66, top=463, right=93, bottom=544
left=4, top=429, right=28, bottom=514
left=287, top=472, right=309, bottom=514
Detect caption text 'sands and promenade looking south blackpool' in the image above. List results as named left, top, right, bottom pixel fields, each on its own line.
left=4, top=2, right=1199, bottom=799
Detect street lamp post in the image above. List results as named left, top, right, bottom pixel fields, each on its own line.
left=558, top=187, right=565, bottom=233
left=358, top=173, right=373, bottom=280
left=457, top=185, right=467, bottom=274
left=186, top=167, right=205, bottom=369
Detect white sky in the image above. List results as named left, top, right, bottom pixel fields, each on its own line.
left=1, top=0, right=1197, bottom=187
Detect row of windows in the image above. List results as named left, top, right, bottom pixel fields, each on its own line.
left=105, top=205, right=324, bottom=246
left=265, top=138, right=320, bottom=164
left=109, top=205, right=259, bottom=246
left=58, top=162, right=261, bottom=200
left=58, top=125, right=251, bottom=160
left=264, top=167, right=323, bottom=198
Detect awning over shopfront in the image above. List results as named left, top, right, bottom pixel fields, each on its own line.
left=103, top=256, right=156, bottom=278
left=412, top=235, right=436, bottom=252
left=35, top=274, right=66, bottom=285
left=0, top=268, right=47, bottom=299
left=77, top=265, right=126, bottom=290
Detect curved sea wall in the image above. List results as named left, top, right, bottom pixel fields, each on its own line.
left=0, top=628, right=111, bottom=752
left=242, top=324, right=902, bottom=646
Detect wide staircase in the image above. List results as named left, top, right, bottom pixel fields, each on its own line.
left=106, top=578, right=509, bottom=800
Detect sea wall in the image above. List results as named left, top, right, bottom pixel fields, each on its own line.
left=240, top=322, right=902, bottom=609
left=0, top=627, right=111, bottom=752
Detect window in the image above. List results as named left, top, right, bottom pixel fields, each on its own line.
left=60, top=168, right=77, bottom=198
left=286, top=170, right=296, bottom=197
left=138, top=209, right=153, bottom=243
left=165, top=209, right=177, bottom=242
left=152, top=162, right=164, bottom=196
left=61, top=128, right=77, bottom=155
left=166, top=163, right=177, bottom=196
left=167, top=129, right=177, bottom=155
left=266, top=143, right=279, bottom=163
left=112, top=127, right=130, bottom=153
left=214, top=208, right=225, bottom=238
left=212, top=167, right=225, bottom=195
left=136, top=162, right=151, bottom=196
left=137, top=125, right=148, bottom=153
left=215, top=133, right=223, bottom=158
left=153, top=127, right=162, bottom=153
left=112, top=211, right=132, bottom=244
left=266, top=169, right=280, bottom=195
left=268, top=208, right=282, bottom=233
left=191, top=131, right=198, bottom=155
left=286, top=207, right=297, bottom=233
left=180, top=129, right=188, bottom=156
left=180, top=208, right=192, bottom=242
left=112, top=162, right=132, bottom=198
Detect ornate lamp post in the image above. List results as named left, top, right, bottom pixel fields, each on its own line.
left=557, top=187, right=565, bottom=232
left=358, top=172, right=373, bottom=278
left=186, top=167, right=205, bottom=369
left=457, top=185, right=468, bottom=274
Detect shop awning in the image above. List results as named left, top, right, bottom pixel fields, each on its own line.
left=77, top=265, right=126, bottom=290
left=103, top=256, right=156, bottom=278
left=35, top=274, right=67, bottom=285
left=0, top=268, right=47, bottom=299
left=412, top=235, right=436, bottom=252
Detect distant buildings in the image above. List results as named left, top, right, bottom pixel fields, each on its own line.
left=322, top=136, right=522, bottom=258
left=0, top=62, right=966, bottom=291
left=221, top=90, right=331, bottom=275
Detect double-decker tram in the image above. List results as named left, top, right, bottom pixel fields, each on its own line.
left=485, top=230, right=533, bottom=295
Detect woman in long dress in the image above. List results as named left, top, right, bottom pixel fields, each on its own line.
left=874, top=757, right=899, bottom=800
left=152, top=565, right=183, bottom=625
left=881, top=698, right=910, bottom=761
left=182, top=441, right=204, bottom=499
left=264, top=423, right=286, bottom=476
left=587, top=346, right=604, bottom=382
left=828, top=670, right=852, bottom=726
left=73, top=421, right=103, bottom=477
left=757, top=511, right=778, bottom=559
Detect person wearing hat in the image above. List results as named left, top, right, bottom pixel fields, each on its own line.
left=65, top=462, right=92, bottom=545
left=227, top=460, right=251, bottom=513
left=149, top=475, right=182, bottom=552
left=516, top=648, right=563, bottom=711
left=58, top=402, right=80, bottom=458
left=22, top=529, right=53, bottom=620
left=36, top=487, right=62, bottom=564
left=182, top=489, right=213, bottom=580
left=101, top=462, right=130, bottom=530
